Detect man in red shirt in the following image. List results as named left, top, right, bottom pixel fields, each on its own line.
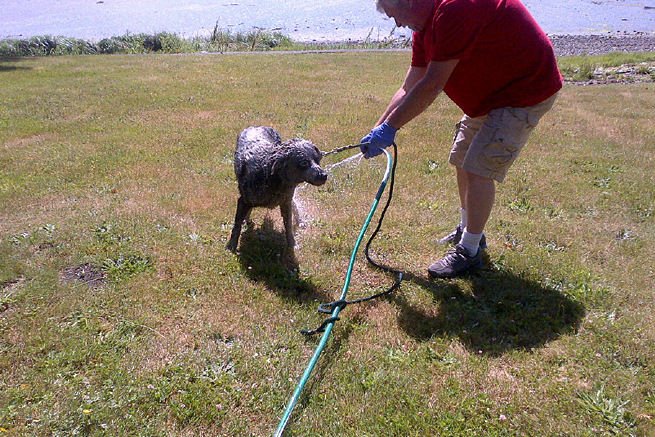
left=361, top=0, right=562, bottom=278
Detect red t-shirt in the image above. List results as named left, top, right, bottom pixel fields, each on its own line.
left=412, top=0, right=563, bottom=117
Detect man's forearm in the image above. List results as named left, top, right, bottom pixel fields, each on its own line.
left=383, top=60, right=458, bottom=130
left=376, top=87, right=408, bottom=127
left=386, top=78, right=441, bottom=129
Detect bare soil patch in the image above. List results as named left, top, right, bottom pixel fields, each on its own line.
left=60, top=263, right=106, bottom=288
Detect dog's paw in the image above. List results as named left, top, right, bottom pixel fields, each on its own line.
left=282, top=250, right=299, bottom=271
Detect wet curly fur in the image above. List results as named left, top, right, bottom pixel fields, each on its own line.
left=226, top=126, right=327, bottom=261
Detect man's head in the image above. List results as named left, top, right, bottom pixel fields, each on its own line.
left=376, top=0, right=434, bottom=32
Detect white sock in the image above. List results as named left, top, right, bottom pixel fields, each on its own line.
left=460, top=228, right=482, bottom=256
left=460, top=208, right=467, bottom=229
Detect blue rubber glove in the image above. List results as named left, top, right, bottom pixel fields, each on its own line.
left=360, top=122, right=397, bottom=159
left=360, top=132, right=373, bottom=146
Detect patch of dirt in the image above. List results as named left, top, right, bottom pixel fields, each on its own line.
left=3, top=133, right=53, bottom=149
left=1, top=276, right=25, bottom=314
left=61, top=263, right=106, bottom=288
left=1, top=277, right=23, bottom=290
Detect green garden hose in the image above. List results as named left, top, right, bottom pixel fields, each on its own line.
left=274, top=144, right=401, bottom=436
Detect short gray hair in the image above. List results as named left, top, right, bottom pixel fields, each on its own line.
left=376, top=0, right=402, bottom=13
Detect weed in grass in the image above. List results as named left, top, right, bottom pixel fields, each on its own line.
left=426, top=159, right=441, bottom=174
left=593, top=176, right=612, bottom=189
left=102, top=254, right=153, bottom=281
left=94, top=222, right=130, bottom=246
left=151, top=363, right=236, bottom=428
left=501, top=231, right=522, bottom=250
left=422, top=345, right=459, bottom=367
left=542, top=270, right=610, bottom=308
left=646, top=390, right=655, bottom=408
left=567, top=62, right=597, bottom=81
left=543, top=206, right=565, bottom=219
left=40, top=223, right=56, bottom=236
left=615, top=228, right=636, bottom=241
left=633, top=204, right=653, bottom=221
left=188, top=232, right=213, bottom=245
left=578, top=385, right=636, bottom=435
left=418, top=198, right=441, bottom=211
left=508, top=196, right=533, bottom=214
left=541, top=240, right=568, bottom=253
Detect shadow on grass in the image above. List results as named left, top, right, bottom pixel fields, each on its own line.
left=389, top=263, right=585, bottom=356
left=237, top=218, right=363, bottom=431
left=0, top=57, right=35, bottom=72
left=237, top=217, right=332, bottom=304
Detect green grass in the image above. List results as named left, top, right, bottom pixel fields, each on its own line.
left=558, top=52, right=655, bottom=82
left=1, top=52, right=654, bottom=435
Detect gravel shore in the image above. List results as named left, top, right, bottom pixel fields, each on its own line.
left=549, top=33, right=655, bottom=56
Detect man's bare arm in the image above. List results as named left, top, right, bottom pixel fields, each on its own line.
left=375, top=65, right=427, bottom=126
left=386, top=59, right=459, bottom=129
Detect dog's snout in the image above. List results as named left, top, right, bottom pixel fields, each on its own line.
left=307, top=165, right=328, bottom=186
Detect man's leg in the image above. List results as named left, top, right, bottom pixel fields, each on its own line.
left=438, top=116, right=486, bottom=246
left=430, top=94, right=558, bottom=279
left=456, top=165, right=468, bottom=211
left=464, top=171, right=495, bottom=235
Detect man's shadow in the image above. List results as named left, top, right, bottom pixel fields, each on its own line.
left=389, top=261, right=585, bottom=356
left=238, top=222, right=584, bottom=356
left=236, top=217, right=332, bottom=304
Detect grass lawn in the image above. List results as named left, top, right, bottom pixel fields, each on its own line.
left=1, top=52, right=654, bottom=436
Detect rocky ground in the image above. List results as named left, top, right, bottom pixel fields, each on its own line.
left=549, top=33, right=655, bottom=56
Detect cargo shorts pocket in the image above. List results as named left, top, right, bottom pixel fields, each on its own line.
left=464, top=108, right=535, bottom=181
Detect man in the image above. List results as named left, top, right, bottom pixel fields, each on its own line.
left=360, top=0, right=562, bottom=278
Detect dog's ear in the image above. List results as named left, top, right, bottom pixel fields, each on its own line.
left=313, top=145, right=322, bottom=162
left=271, top=158, right=285, bottom=177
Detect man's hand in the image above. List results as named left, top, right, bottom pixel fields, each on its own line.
left=360, top=122, right=397, bottom=159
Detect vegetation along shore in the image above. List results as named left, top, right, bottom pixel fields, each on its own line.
left=2, top=29, right=655, bottom=57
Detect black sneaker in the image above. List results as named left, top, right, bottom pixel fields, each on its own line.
left=428, top=244, right=483, bottom=279
left=437, top=225, right=487, bottom=249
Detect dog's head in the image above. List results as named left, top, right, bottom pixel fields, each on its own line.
left=271, top=139, right=328, bottom=186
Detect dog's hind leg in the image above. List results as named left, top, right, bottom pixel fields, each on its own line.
left=244, top=208, right=254, bottom=228
left=226, top=197, right=251, bottom=253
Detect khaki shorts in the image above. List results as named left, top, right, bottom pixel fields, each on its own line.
left=448, top=93, right=558, bottom=182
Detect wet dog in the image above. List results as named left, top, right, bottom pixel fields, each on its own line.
left=226, top=126, right=327, bottom=263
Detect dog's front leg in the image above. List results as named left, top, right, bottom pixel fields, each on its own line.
left=280, top=199, right=296, bottom=250
left=292, top=199, right=305, bottom=229
left=226, top=197, right=250, bottom=252
left=280, top=199, right=298, bottom=269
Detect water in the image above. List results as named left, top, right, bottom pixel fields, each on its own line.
left=2, top=0, right=654, bottom=41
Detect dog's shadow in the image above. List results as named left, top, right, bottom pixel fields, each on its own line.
left=236, top=217, right=332, bottom=303
left=388, top=261, right=585, bottom=356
